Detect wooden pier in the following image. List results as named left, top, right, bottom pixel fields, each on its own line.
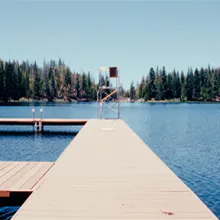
left=0, top=118, right=87, bottom=131
left=0, top=162, right=54, bottom=197
left=10, top=119, right=217, bottom=219
left=0, top=118, right=87, bottom=126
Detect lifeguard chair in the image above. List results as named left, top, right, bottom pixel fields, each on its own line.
left=97, top=66, right=120, bottom=119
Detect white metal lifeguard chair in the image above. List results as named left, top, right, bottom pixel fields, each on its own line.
left=97, top=66, right=120, bottom=119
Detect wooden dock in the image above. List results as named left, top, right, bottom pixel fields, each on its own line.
left=0, top=118, right=87, bottom=126
left=11, top=119, right=217, bottom=219
left=0, top=162, right=54, bottom=197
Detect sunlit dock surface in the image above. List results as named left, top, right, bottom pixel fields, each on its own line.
left=0, top=162, right=54, bottom=197
left=11, top=119, right=217, bottom=220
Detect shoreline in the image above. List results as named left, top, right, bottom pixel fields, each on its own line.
left=0, top=99, right=220, bottom=104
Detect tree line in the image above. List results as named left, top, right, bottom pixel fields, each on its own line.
left=0, top=59, right=97, bottom=102
left=130, top=66, right=220, bottom=102
left=0, top=58, right=219, bottom=102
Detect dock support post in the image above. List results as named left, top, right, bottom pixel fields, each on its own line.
left=34, top=122, right=38, bottom=132
left=36, top=122, right=44, bottom=132
left=33, top=121, right=43, bottom=132
left=38, top=122, right=42, bottom=132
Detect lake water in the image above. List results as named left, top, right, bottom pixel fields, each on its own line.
left=0, top=102, right=220, bottom=219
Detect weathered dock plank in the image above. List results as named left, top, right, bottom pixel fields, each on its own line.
left=11, top=119, right=217, bottom=219
left=0, top=162, right=54, bottom=197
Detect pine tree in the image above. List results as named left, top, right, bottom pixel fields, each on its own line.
left=45, top=74, right=51, bottom=99
left=176, top=71, right=181, bottom=99
left=160, top=67, right=167, bottom=100
left=82, top=72, right=88, bottom=99
left=148, top=68, right=156, bottom=99
left=87, top=72, right=92, bottom=100
left=33, top=62, right=41, bottom=99
left=180, top=71, right=186, bottom=101
left=200, top=68, right=208, bottom=99
left=144, top=76, right=150, bottom=101
left=17, top=63, right=22, bottom=99
left=26, top=66, right=31, bottom=98
left=75, top=74, right=80, bottom=98
left=88, top=72, right=91, bottom=89
left=66, top=84, right=71, bottom=100
left=10, top=61, right=19, bottom=100
left=138, top=76, right=145, bottom=99
left=50, top=68, right=56, bottom=100
left=54, top=68, right=60, bottom=98
left=4, top=61, right=14, bottom=102
left=172, top=70, right=177, bottom=98
left=155, top=68, right=161, bottom=100
left=206, top=67, right=214, bottom=100
left=65, top=68, right=71, bottom=87
left=213, top=69, right=220, bottom=98
left=172, top=69, right=181, bottom=99
left=185, top=68, right=194, bottom=101
left=58, top=58, right=62, bottom=67
left=167, top=73, right=173, bottom=99
left=130, top=81, right=135, bottom=100
left=193, top=68, right=201, bottom=100
left=20, top=72, right=28, bottom=98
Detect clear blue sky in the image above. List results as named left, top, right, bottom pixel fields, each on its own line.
left=0, top=0, right=220, bottom=88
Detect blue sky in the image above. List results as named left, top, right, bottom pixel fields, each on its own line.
left=0, top=0, right=220, bottom=88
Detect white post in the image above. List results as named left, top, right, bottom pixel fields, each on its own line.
left=40, top=109, right=43, bottom=120
left=32, top=108, right=35, bottom=120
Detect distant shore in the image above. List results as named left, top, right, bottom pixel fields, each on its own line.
left=0, top=98, right=220, bottom=104
left=0, top=98, right=81, bottom=104
left=121, top=98, right=220, bottom=103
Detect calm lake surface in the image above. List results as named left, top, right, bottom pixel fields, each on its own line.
left=0, top=102, right=220, bottom=219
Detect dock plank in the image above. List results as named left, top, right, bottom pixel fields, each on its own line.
left=22, top=162, right=54, bottom=190
left=10, top=163, right=44, bottom=190
left=0, top=162, right=37, bottom=189
left=12, top=119, right=217, bottom=220
left=0, top=162, right=10, bottom=171
left=0, top=162, right=21, bottom=180
left=0, top=162, right=54, bottom=195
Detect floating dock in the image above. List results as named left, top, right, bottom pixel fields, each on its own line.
left=0, top=162, right=54, bottom=197
left=10, top=119, right=217, bottom=219
left=0, top=118, right=87, bottom=131
left=0, top=118, right=87, bottom=126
